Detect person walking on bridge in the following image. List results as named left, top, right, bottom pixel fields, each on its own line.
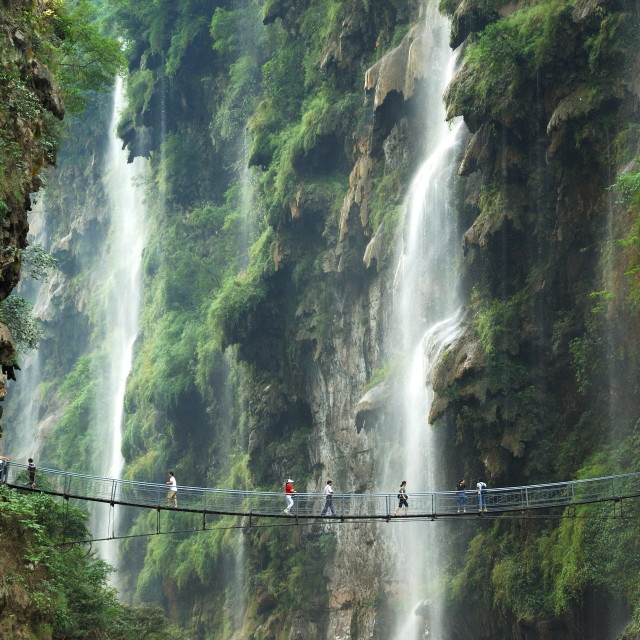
left=284, top=479, right=296, bottom=514
left=0, top=455, right=10, bottom=483
left=394, top=480, right=409, bottom=516
left=456, top=478, right=467, bottom=513
left=321, top=480, right=336, bottom=516
left=166, top=471, right=178, bottom=507
left=477, top=477, right=488, bottom=513
left=27, top=458, right=36, bottom=488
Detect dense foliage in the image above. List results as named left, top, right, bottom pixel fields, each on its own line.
left=436, top=0, right=640, bottom=635
left=0, top=0, right=123, bottom=437
left=0, top=487, right=187, bottom=639
left=0, top=0, right=122, bottom=221
left=4, top=0, right=640, bottom=637
left=92, top=0, right=422, bottom=634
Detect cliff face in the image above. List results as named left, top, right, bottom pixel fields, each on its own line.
left=0, top=0, right=64, bottom=426
left=435, top=1, right=640, bottom=637
left=4, top=0, right=640, bottom=638
left=109, top=0, right=640, bottom=636
left=438, top=0, right=640, bottom=483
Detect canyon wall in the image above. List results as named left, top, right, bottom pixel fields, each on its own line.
left=2, top=0, right=640, bottom=638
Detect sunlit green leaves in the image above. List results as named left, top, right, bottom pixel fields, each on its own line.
left=0, top=295, right=43, bottom=353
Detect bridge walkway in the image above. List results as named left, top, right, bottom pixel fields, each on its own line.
left=3, top=463, right=640, bottom=522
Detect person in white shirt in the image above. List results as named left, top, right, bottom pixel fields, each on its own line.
left=321, top=480, right=336, bottom=516
left=166, top=471, right=178, bottom=507
left=477, top=477, right=487, bottom=513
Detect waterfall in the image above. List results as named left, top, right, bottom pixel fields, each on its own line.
left=387, top=3, right=464, bottom=638
left=92, top=76, right=147, bottom=575
left=232, top=530, right=248, bottom=635
left=2, top=77, right=147, bottom=586
left=239, top=132, right=259, bottom=267
left=2, top=198, right=50, bottom=463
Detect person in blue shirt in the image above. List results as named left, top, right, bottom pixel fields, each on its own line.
left=456, top=479, right=467, bottom=513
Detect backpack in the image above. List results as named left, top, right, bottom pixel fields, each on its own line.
left=478, top=482, right=487, bottom=491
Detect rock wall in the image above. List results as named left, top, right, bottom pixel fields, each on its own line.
left=0, top=0, right=65, bottom=427
left=4, top=0, right=639, bottom=637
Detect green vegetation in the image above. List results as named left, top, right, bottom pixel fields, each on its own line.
left=0, top=245, right=56, bottom=354
left=447, top=445, right=640, bottom=632
left=19, top=244, right=58, bottom=281
left=447, top=0, right=574, bottom=125
left=368, top=162, right=409, bottom=237
left=0, top=0, right=122, bottom=214
left=446, top=0, right=635, bottom=135
left=0, top=295, right=43, bottom=353
left=98, top=3, right=426, bottom=633
left=35, top=0, right=124, bottom=112
left=52, top=354, right=98, bottom=472
left=250, top=529, right=335, bottom=611
left=16, top=0, right=640, bottom=636
left=440, top=0, right=640, bottom=633
left=614, top=159, right=640, bottom=308
left=0, top=487, right=187, bottom=639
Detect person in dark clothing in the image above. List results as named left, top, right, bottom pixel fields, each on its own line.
left=27, top=458, right=36, bottom=488
left=0, top=455, right=10, bottom=483
left=394, top=480, right=409, bottom=516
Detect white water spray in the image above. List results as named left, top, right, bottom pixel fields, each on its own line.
left=2, top=198, right=51, bottom=462
left=92, top=76, right=147, bottom=574
left=387, top=3, right=464, bottom=638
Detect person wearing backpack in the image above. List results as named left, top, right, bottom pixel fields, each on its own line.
left=477, top=477, right=488, bottom=513
left=394, top=480, right=409, bottom=516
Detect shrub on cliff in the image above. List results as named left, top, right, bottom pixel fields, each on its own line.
left=0, top=487, right=188, bottom=639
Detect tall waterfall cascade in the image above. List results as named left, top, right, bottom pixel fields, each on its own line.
left=92, top=76, right=147, bottom=573
left=2, top=78, right=147, bottom=582
left=386, top=4, right=464, bottom=639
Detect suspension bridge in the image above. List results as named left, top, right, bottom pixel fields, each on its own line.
left=3, top=462, right=639, bottom=525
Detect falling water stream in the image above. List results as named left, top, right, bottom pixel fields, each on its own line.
left=3, top=77, right=147, bottom=587
left=2, top=198, right=50, bottom=463
left=387, top=3, right=464, bottom=638
left=92, top=76, right=147, bottom=576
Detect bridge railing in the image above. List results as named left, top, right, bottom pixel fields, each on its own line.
left=2, top=462, right=640, bottom=518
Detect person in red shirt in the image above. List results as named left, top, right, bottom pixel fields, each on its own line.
left=284, top=478, right=296, bottom=514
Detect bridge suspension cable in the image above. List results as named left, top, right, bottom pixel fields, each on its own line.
left=3, top=462, right=640, bottom=522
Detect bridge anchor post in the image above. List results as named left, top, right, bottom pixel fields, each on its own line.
left=613, top=497, right=622, bottom=518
